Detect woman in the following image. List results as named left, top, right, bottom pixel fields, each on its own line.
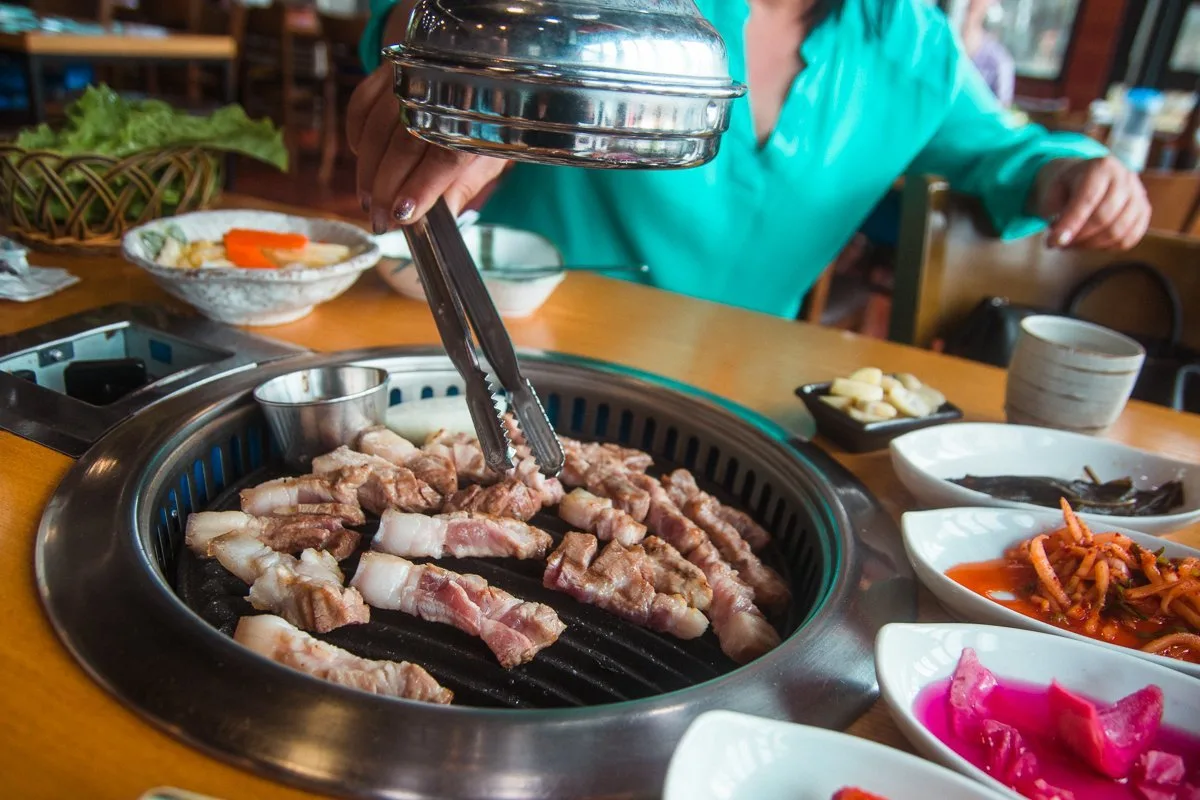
left=348, top=0, right=1149, bottom=319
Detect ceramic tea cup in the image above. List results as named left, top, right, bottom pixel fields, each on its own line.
left=1005, top=315, right=1145, bottom=434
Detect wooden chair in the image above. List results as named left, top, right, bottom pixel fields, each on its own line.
left=1141, top=170, right=1200, bottom=234
left=890, top=175, right=1200, bottom=352
left=316, top=11, right=368, bottom=187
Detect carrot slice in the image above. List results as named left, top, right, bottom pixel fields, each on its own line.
left=225, top=240, right=277, bottom=269
left=832, top=790, right=888, bottom=800
left=224, top=229, right=309, bottom=251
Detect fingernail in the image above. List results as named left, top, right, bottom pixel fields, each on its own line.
left=360, top=193, right=370, bottom=212
left=1056, top=231, right=1072, bottom=247
left=394, top=198, right=416, bottom=222
left=372, top=220, right=387, bottom=236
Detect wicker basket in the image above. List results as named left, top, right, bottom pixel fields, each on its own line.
left=0, top=144, right=223, bottom=253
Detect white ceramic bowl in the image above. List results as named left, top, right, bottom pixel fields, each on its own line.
left=1006, top=315, right=1145, bottom=434
left=375, top=224, right=565, bottom=319
left=889, top=422, right=1200, bottom=535
left=900, top=506, right=1200, bottom=678
left=876, top=622, right=1200, bottom=799
left=663, top=709, right=1009, bottom=800
left=122, top=210, right=381, bottom=327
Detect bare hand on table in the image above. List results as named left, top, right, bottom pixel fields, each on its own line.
left=1035, top=156, right=1151, bottom=251
left=346, top=65, right=508, bottom=235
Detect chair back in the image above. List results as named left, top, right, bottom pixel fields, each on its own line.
left=1141, top=170, right=1200, bottom=234
left=891, top=175, right=1200, bottom=352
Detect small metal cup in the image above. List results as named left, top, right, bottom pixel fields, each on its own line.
left=253, top=365, right=389, bottom=471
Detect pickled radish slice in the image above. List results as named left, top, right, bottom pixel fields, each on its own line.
left=1049, top=682, right=1164, bottom=779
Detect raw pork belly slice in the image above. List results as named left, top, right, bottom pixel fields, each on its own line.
left=351, top=551, right=565, bottom=668
left=208, top=531, right=369, bottom=633
left=660, top=468, right=771, bottom=552
left=662, top=470, right=789, bottom=613
left=312, top=445, right=442, bottom=514
left=239, top=474, right=362, bottom=521
left=373, top=510, right=553, bottom=560
left=623, top=473, right=779, bottom=663
left=543, top=532, right=709, bottom=640
left=441, top=479, right=542, bottom=521
left=559, top=488, right=647, bottom=546
left=185, top=510, right=361, bottom=561
left=234, top=614, right=453, bottom=704
left=356, top=425, right=458, bottom=498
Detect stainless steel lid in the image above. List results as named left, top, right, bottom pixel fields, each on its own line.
left=386, top=0, right=747, bottom=168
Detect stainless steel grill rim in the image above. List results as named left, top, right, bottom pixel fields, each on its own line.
left=36, top=347, right=916, bottom=800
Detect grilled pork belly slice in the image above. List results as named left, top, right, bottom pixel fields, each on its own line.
left=661, top=471, right=789, bottom=613
left=312, top=446, right=442, bottom=515
left=270, top=503, right=366, bottom=527
left=185, top=510, right=361, bottom=561
left=559, top=437, right=653, bottom=476
left=239, top=475, right=362, bottom=520
left=424, top=430, right=497, bottom=486
left=442, top=479, right=542, bottom=521
left=351, top=551, right=565, bottom=668
left=424, top=427, right=565, bottom=506
left=559, top=488, right=647, bottom=546
left=687, top=541, right=781, bottom=663
left=641, top=535, right=712, bottom=611
left=234, top=614, right=453, bottom=704
left=209, top=531, right=370, bottom=633
left=662, top=468, right=771, bottom=552
left=585, top=470, right=651, bottom=522
left=356, top=425, right=458, bottom=498
left=373, top=510, right=553, bottom=560
left=544, top=532, right=709, bottom=640
left=624, top=473, right=779, bottom=663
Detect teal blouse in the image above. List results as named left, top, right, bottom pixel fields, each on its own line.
left=361, top=0, right=1106, bottom=319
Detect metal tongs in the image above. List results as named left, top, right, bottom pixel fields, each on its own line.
left=403, top=198, right=565, bottom=474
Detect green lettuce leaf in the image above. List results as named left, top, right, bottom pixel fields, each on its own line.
left=15, top=84, right=287, bottom=169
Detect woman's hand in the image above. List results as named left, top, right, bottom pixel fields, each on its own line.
left=1034, top=156, right=1150, bottom=251
left=346, top=65, right=507, bottom=234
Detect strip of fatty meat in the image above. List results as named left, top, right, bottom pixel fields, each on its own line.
left=559, top=488, right=647, bottom=546
left=239, top=474, right=363, bottom=522
left=661, top=468, right=772, bottom=552
left=424, top=427, right=565, bottom=506
left=234, top=614, right=453, bottom=703
left=544, top=532, right=709, bottom=639
left=356, top=425, right=458, bottom=499
left=185, top=510, right=361, bottom=561
left=424, top=430, right=497, bottom=485
left=373, top=510, right=553, bottom=560
left=662, top=470, right=790, bottom=613
left=351, top=551, right=565, bottom=668
left=311, top=446, right=442, bottom=515
left=208, top=531, right=370, bottom=633
left=441, top=479, right=542, bottom=521
left=641, top=534, right=712, bottom=611
left=624, top=473, right=779, bottom=663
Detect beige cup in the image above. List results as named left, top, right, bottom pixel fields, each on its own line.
left=1005, top=315, right=1146, bottom=434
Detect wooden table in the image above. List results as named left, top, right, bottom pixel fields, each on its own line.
left=2, top=196, right=1198, bottom=799
left=0, top=28, right=237, bottom=122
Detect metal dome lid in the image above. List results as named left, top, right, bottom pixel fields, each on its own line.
left=385, top=0, right=747, bottom=169
left=393, top=0, right=745, bottom=93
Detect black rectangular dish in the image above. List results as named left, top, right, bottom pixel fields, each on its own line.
left=796, top=381, right=963, bottom=453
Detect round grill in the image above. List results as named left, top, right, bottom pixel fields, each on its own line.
left=36, top=348, right=916, bottom=799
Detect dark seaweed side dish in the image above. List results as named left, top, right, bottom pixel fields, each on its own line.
left=950, top=472, right=1185, bottom=517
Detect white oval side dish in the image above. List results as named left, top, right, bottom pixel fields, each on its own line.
left=875, top=622, right=1200, bottom=800
left=889, top=422, right=1200, bottom=535
left=375, top=223, right=565, bottom=319
left=122, top=210, right=381, bottom=326
left=900, top=506, right=1200, bottom=678
left=663, top=709, right=1011, bottom=800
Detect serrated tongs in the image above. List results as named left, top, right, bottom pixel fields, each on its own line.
left=402, top=198, right=565, bottom=475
